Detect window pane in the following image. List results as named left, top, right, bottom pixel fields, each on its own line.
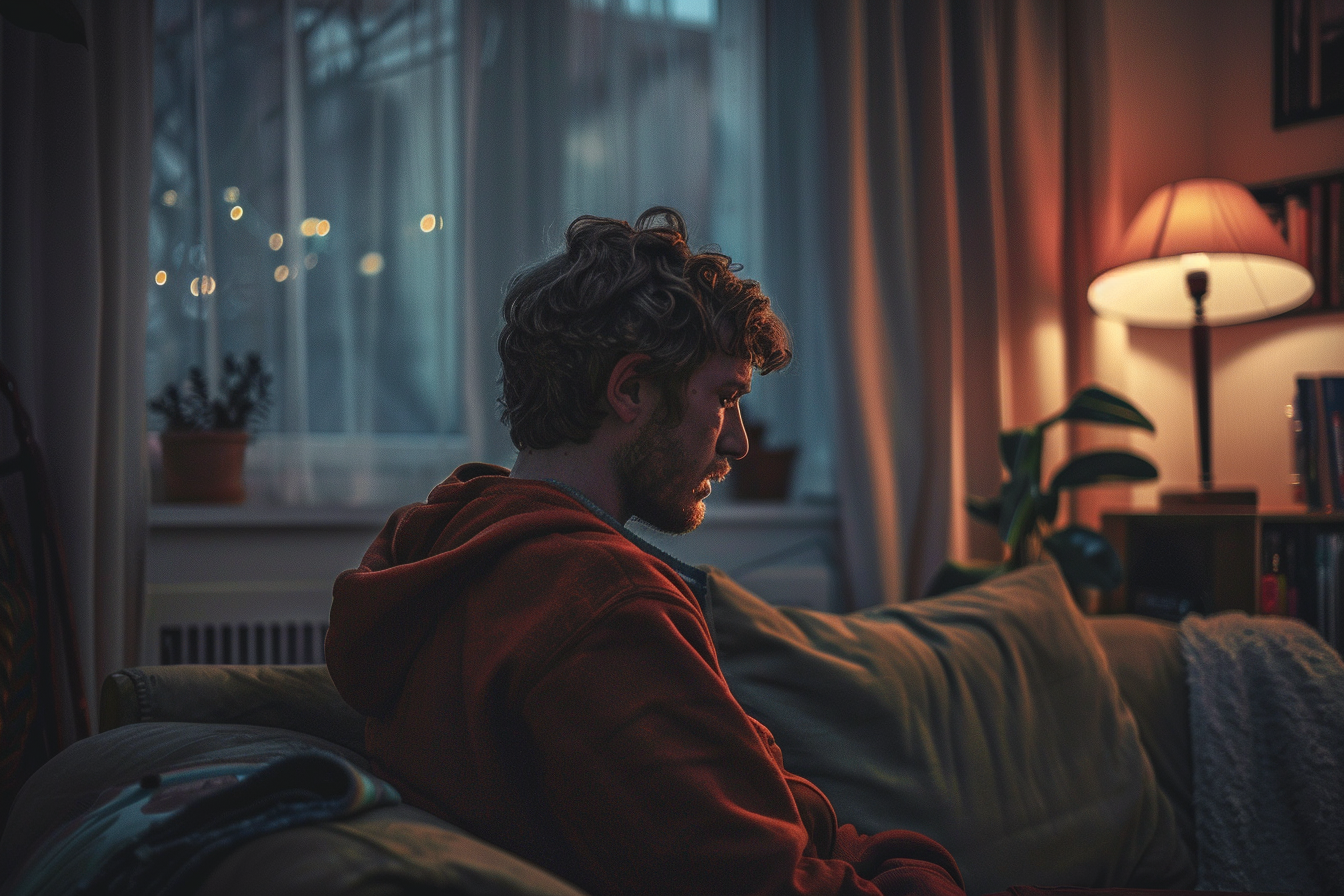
left=148, top=0, right=832, bottom=506
left=149, top=0, right=461, bottom=439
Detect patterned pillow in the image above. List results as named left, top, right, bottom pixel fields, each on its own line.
left=709, top=561, right=1194, bottom=894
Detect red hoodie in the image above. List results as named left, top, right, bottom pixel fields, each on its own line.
left=325, top=463, right=964, bottom=896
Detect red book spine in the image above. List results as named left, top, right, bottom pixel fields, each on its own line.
left=1259, top=573, right=1283, bottom=615
left=1329, top=180, right=1342, bottom=309
left=1309, top=181, right=1326, bottom=308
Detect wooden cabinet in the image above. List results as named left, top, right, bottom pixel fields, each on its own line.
left=1101, top=510, right=1344, bottom=648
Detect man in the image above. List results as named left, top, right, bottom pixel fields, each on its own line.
left=325, top=209, right=964, bottom=896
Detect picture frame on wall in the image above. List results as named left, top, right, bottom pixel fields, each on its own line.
left=1275, top=0, right=1344, bottom=127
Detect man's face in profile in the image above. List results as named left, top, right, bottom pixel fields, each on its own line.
left=616, top=351, right=753, bottom=534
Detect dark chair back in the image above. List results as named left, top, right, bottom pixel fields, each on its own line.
left=0, top=362, right=89, bottom=825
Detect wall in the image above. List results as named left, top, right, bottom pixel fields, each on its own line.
left=1087, top=0, right=1344, bottom=513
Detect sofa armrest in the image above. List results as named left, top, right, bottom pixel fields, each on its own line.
left=99, top=664, right=367, bottom=757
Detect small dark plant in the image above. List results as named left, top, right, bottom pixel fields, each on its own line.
left=926, top=385, right=1158, bottom=597
left=149, top=352, right=272, bottom=431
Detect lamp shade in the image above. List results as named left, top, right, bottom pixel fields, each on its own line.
left=1087, top=178, right=1314, bottom=328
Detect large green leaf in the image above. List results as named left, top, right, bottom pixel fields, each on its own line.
left=923, top=560, right=1005, bottom=598
left=966, top=494, right=1002, bottom=527
left=1038, top=491, right=1059, bottom=525
left=998, top=474, right=1037, bottom=546
left=998, top=427, right=1041, bottom=475
left=1047, top=451, right=1159, bottom=493
left=1043, top=525, right=1124, bottom=589
left=1051, top=386, right=1154, bottom=431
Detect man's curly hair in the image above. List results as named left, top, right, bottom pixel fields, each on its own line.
left=498, top=207, right=791, bottom=451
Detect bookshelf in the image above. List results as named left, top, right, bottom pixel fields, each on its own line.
left=1100, top=510, right=1344, bottom=650
left=1249, top=167, right=1344, bottom=317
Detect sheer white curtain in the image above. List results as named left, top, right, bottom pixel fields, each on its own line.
left=461, top=0, right=835, bottom=496
left=150, top=0, right=834, bottom=507
left=149, top=0, right=469, bottom=507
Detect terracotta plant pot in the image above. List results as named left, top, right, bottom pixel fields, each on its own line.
left=160, top=430, right=249, bottom=503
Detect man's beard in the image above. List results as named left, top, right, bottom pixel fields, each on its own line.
left=614, top=417, right=730, bottom=534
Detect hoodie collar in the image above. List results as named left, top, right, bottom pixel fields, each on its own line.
left=542, top=478, right=713, bottom=633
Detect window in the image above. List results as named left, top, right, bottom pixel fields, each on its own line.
left=149, top=0, right=832, bottom=506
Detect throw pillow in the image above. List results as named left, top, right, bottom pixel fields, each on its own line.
left=708, top=561, right=1193, bottom=895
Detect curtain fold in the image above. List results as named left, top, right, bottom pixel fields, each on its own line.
left=0, top=1, right=152, bottom=707
left=817, top=0, right=1077, bottom=606
left=462, top=0, right=570, bottom=468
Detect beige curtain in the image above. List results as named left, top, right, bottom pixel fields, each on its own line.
left=0, top=2, right=153, bottom=709
left=817, top=0, right=1086, bottom=606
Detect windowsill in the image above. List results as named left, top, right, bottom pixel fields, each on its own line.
left=148, top=502, right=402, bottom=530
left=148, top=497, right=838, bottom=530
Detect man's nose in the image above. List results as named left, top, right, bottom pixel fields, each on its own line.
left=718, top=406, right=749, bottom=460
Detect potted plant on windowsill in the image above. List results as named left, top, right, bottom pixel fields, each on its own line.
left=148, top=353, right=272, bottom=503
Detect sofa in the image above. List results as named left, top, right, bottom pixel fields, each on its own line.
left=0, top=561, right=1327, bottom=895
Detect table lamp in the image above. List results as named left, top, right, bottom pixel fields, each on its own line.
left=1087, top=178, right=1314, bottom=508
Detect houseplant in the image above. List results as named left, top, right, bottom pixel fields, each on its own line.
left=926, top=385, right=1158, bottom=599
left=148, top=353, right=272, bottom=503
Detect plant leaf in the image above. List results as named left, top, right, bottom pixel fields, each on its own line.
left=1047, top=451, right=1159, bottom=492
left=1043, top=525, right=1124, bottom=589
left=998, top=427, right=1045, bottom=474
left=998, top=473, right=1037, bottom=546
left=966, top=494, right=1002, bottom=527
left=1038, top=491, right=1059, bottom=525
left=1051, top=386, right=1154, bottom=431
left=923, top=560, right=1005, bottom=598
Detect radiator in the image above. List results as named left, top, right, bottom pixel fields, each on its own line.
left=144, top=580, right=335, bottom=666
left=157, top=619, right=329, bottom=665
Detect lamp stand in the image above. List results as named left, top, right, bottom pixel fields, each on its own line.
left=1158, top=270, right=1257, bottom=514
left=1189, top=271, right=1212, bottom=491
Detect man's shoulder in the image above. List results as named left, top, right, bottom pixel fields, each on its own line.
left=502, top=520, right=693, bottom=609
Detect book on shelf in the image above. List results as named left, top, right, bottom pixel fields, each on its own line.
left=1309, top=181, right=1326, bottom=308
left=1295, top=377, right=1324, bottom=510
left=1330, top=179, right=1342, bottom=309
left=1322, top=376, right=1344, bottom=510
left=1259, top=529, right=1288, bottom=615
left=1262, top=521, right=1342, bottom=650
left=1250, top=171, right=1343, bottom=313
left=1315, top=530, right=1341, bottom=649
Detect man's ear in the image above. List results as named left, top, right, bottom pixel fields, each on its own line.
left=606, top=353, right=652, bottom=424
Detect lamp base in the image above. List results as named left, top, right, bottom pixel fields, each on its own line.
left=1159, top=487, right=1258, bottom=514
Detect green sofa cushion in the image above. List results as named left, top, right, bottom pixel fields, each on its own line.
left=708, top=561, right=1194, bottom=895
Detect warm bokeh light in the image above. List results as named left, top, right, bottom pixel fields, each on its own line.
left=419, top=214, right=436, bottom=233
left=274, top=265, right=290, bottom=282
left=316, top=219, right=330, bottom=236
left=269, top=233, right=283, bottom=250
left=359, top=252, right=384, bottom=276
left=162, top=190, right=178, bottom=207
left=305, top=253, right=318, bottom=270
left=230, top=205, right=243, bottom=221
left=154, top=270, right=167, bottom=286
left=224, top=186, right=240, bottom=203
left=301, top=217, right=319, bottom=237
left=190, top=275, right=217, bottom=296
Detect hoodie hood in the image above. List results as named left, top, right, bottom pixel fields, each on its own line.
left=325, top=463, right=629, bottom=717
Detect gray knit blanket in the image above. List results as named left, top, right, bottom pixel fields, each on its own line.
left=1180, top=612, right=1344, bottom=896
